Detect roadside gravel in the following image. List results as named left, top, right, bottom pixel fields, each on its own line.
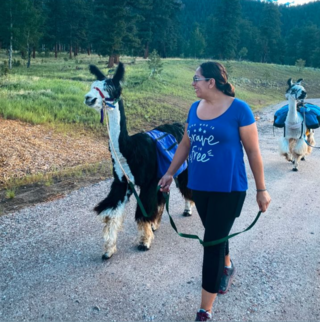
left=1, top=100, right=320, bottom=322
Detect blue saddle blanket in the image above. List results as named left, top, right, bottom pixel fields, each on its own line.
left=146, top=129, right=187, bottom=178
left=274, top=103, right=320, bottom=129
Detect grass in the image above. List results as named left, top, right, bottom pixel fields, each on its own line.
left=2, top=161, right=111, bottom=191
left=5, top=189, right=16, bottom=199
left=1, top=51, right=320, bottom=186
left=1, top=52, right=320, bottom=131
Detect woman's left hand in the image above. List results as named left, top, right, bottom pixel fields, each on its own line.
left=256, top=191, right=271, bottom=212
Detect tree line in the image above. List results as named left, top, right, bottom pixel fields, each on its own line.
left=0, top=0, right=320, bottom=68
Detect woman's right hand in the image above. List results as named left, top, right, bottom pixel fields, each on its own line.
left=158, top=173, right=173, bottom=193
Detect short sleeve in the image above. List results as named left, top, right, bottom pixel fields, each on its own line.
left=186, top=101, right=200, bottom=123
left=238, top=100, right=255, bottom=127
left=186, top=108, right=191, bottom=123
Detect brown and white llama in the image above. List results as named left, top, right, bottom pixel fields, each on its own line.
left=84, top=63, right=193, bottom=260
left=279, top=78, right=315, bottom=171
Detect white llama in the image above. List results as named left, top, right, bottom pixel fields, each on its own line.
left=279, top=78, right=315, bottom=171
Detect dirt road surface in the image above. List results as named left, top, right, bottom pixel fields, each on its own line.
left=1, top=100, right=320, bottom=322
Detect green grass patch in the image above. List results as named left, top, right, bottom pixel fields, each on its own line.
left=5, top=189, right=16, bottom=199
left=1, top=52, right=320, bottom=132
left=2, top=161, right=111, bottom=191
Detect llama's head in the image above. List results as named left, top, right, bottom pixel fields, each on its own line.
left=285, top=78, right=307, bottom=101
left=84, top=63, right=125, bottom=113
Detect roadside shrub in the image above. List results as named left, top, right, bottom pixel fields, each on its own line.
left=13, top=59, right=21, bottom=67
left=295, top=59, right=306, bottom=72
left=147, top=50, right=163, bottom=78
left=0, top=61, right=9, bottom=77
left=5, top=189, right=15, bottom=199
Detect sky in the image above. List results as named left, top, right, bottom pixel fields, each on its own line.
left=273, top=0, right=317, bottom=5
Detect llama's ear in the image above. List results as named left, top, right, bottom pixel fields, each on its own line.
left=112, top=62, right=125, bottom=86
left=296, top=78, right=303, bottom=85
left=89, top=65, right=106, bottom=81
left=287, top=78, right=293, bottom=87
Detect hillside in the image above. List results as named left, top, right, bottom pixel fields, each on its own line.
left=1, top=56, right=320, bottom=214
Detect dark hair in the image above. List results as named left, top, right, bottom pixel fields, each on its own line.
left=199, top=62, right=235, bottom=97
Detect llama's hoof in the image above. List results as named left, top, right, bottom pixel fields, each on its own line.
left=151, top=223, right=159, bottom=232
left=138, top=244, right=150, bottom=251
left=101, top=253, right=113, bottom=260
left=301, top=157, right=305, bottom=161
left=292, top=168, right=298, bottom=172
left=182, top=211, right=192, bottom=217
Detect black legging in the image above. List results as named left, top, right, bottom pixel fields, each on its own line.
left=192, top=190, right=246, bottom=293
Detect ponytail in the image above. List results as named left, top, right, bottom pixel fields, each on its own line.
left=223, top=82, right=235, bottom=97
left=200, top=61, right=235, bottom=97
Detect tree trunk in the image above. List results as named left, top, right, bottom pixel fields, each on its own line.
left=9, top=0, right=13, bottom=69
left=27, top=42, right=31, bottom=68
left=55, top=43, right=58, bottom=58
left=33, top=46, right=36, bottom=59
left=144, top=42, right=149, bottom=59
left=108, top=55, right=115, bottom=68
left=114, top=55, right=120, bottom=64
left=87, top=47, right=91, bottom=55
left=69, top=45, right=72, bottom=59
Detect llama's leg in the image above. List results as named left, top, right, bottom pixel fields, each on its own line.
left=176, top=169, right=194, bottom=216
left=151, top=203, right=164, bottom=232
left=151, top=190, right=166, bottom=231
left=306, top=130, right=315, bottom=155
left=291, top=139, right=308, bottom=171
left=94, top=180, right=131, bottom=260
left=293, top=138, right=308, bottom=156
left=292, top=155, right=303, bottom=171
left=135, top=184, right=160, bottom=251
left=279, top=137, right=292, bottom=161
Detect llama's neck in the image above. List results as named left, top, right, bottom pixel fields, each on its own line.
left=107, top=100, right=134, bottom=182
left=286, top=96, right=300, bottom=124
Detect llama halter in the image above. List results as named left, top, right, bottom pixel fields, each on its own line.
left=93, top=86, right=121, bottom=124
left=93, top=86, right=120, bottom=109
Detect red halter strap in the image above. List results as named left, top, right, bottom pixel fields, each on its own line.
left=93, top=87, right=114, bottom=102
left=94, top=87, right=105, bottom=99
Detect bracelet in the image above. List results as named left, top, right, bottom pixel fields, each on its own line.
left=256, top=189, right=267, bottom=192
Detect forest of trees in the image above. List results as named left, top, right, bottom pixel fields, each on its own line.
left=0, top=0, right=320, bottom=68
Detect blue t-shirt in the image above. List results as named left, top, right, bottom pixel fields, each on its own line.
left=186, top=98, right=255, bottom=192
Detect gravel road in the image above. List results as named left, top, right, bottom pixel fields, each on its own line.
left=1, top=100, right=320, bottom=322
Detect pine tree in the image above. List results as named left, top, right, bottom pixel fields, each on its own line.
left=259, top=3, right=282, bottom=63
left=237, top=19, right=261, bottom=62
left=148, top=0, right=182, bottom=58
left=43, top=0, right=66, bottom=58
left=61, top=0, right=91, bottom=58
left=296, top=25, right=320, bottom=67
left=91, top=0, right=140, bottom=66
left=189, top=24, right=206, bottom=59
left=311, top=48, right=320, bottom=68
left=209, top=0, right=241, bottom=60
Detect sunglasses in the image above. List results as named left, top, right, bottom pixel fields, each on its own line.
left=193, top=76, right=211, bottom=82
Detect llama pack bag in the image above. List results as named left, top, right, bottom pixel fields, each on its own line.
left=298, top=103, right=320, bottom=129
left=274, top=103, right=320, bottom=129
left=146, top=129, right=187, bottom=178
left=273, top=105, right=288, bottom=128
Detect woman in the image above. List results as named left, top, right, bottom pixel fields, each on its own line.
left=158, top=62, right=271, bottom=321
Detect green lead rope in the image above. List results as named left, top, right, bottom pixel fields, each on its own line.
left=128, top=182, right=262, bottom=247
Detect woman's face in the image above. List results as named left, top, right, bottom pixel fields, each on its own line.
left=192, top=67, right=210, bottom=98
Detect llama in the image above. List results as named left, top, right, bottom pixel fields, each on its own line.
left=279, top=78, right=315, bottom=171
left=84, top=63, right=193, bottom=259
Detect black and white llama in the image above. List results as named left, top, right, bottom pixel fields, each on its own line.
left=279, top=78, right=315, bottom=171
left=84, top=63, right=193, bottom=259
